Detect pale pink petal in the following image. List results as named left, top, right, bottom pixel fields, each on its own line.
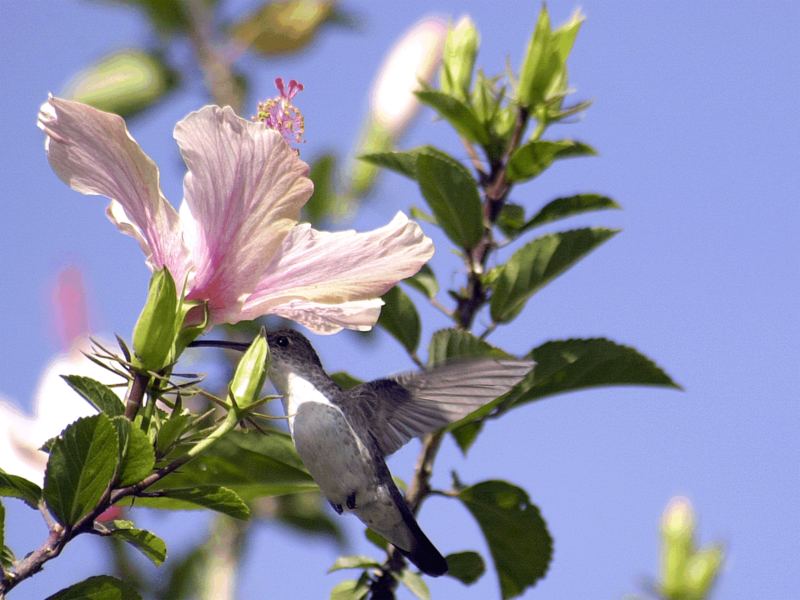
left=173, top=106, right=313, bottom=322
left=38, top=97, right=189, bottom=283
left=271, top=299, right=385, bottom=334
left=0, top=400, right=45, bottom=484
left=238, top=212, right=434, bottom=325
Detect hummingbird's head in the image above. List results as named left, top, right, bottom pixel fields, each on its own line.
left=266, top=329, right=324, bottom=379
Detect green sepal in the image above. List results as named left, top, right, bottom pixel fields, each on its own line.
left=132, top=268, right=180, bottom=372
left=229, top=331, right=269, bottom=411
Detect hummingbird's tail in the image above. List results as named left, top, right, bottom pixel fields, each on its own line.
left=390, top=484, right=448, bottom=576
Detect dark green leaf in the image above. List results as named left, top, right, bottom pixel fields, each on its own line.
left=490, top=228, right=618, bottom=323
left=507, top=338, right=680, bottom=409
left=378, top=286, right=421, bottom=353
left=110, top=417, right=155, bottom=486
left=507, top=140, right=596, bottom=183
left=446, top=551, right=486, bottom=585
left=428, top=328, right=511, bottom=367
left=331, top=372, right=363, bottom=390
left=403, top=264, right=439, bottom=299
left=359, top=145, right=456, bottom=182
left=1, top=543, right=14, bottom=570
left=305, top=153, right=342, bottom=222
left=0, top=469, right=42, bottom=509
left=497, top=203, right=526, bottom=237
left=329, top=574, right=370, bottom=600
left=392, top=569, right=430, bottom=600
left=144, top=431, right=315, bottom=501
left=416, top=153, right=484, bottom=249
left=155, top=412, right=193, bottom=457
left=45, top=575, right=141, bottom=599
left=459, top=481, right=552, bottom=598
left=525, top=194, right=620, bottom=230
left=107, top=519, right=167, bottom=566
left=147, top=486, right=249, bottom=520
left=44, top=414, right=118, bottom=526
left=64, top=50, right=177, bottom=119
left=415, top=90, right=489, bottom=145
left=231, top=0, right=336, bottom=56
left=62, top=376, right=125, bottom=417
left=450, top=420, right=484, bottom=455
left=114, top=0, right=191, bottom=35
left=328, top=554, right=382, bottom=573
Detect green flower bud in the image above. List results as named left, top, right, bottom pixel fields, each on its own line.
left=229, top=333, right=269, bottom=411
left=684, top=545, right=724, bottom=599
left=661, top=497, right=696, bottom=596
left=441, top=16, right=480, bottom=102
left=132, top=268, right=180, bottom=372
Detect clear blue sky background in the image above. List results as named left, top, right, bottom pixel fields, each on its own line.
left=1, top=1, right=798, bottom=599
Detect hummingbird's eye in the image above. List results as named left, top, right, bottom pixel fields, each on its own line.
left=276, top=336, right=289, bottom=347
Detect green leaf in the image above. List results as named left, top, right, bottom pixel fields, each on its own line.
left=359, top=145, right=455, bottom=182
left=0, top=469, right=42, bottom=509
left=231, top=0, right=336, bottom=56
left=506, top=140, right=596, bottom=183
left=45, top=575, right=141, bottom=599
left=155, top=412, right=193, bottom=457
left=450, top=420, right=484, bottom=455
left=329, top=574, right=370, bottom=600
left=107, top=519, right=167, bottom=566
left=1, top=544, right=14, bottom=570
left=273, top=492, right=344, bottom=545
left=507, top=338, right=680, bottom=409
left=0, top=499, right=4, bottom=566
left=110, top=417, right=155, bottom=486
left=415, top=90, right=489, bottom=145
left=378, top=286, right=421, bottom=353
left=62, top=376, right=125, bottom=417
left=44, top=414, right=118, bottom=526
left=145, top=431, right=315, bottom=501
left=496, top=203, right=526, bottom=237
left=330, top=372, right=363, bottom=390
left=416, top=153, right=484, bottom=249
left=403, top=264, right=439, bottom=299
left=459, top=481, right=552, bottom=598
left=393, top=569, right=430, bottom=600
left=524, top=194, right=620, bottom=230
left=490, top=228, right=619, bottom=323
left=147, top=486, right=249, bottom=520
left=446, top=551, right=486, bottom=585
left=428, top=328, right=511, bottom=367
left=328, top=554, right=382, bottom=573
left=305, top=153, right=343, bottom=222
left=364, top=528, right=388, bottom=551
left=64, top=50, right=176, bottom=118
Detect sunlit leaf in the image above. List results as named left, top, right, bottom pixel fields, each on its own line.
left=328, top=555, right=382, bottom=573
left=450, top=420, right=484, bottom=455
left=446, top=551, right=486, bottom=585
left=45, top=574, right=141, bottom=599
left=329, top=574, right=370, bottom=600
left=0, top=469, right=42, bottom=509
left=459, top=481, right=552, bottom=598
left=44, top=414, right=118, bottom=526
left=392, top=569, right=430, bottom=600
left=524, top=194, right=620, bottom=230
left=62, top=376, right=125, bottom=417
left=415, top=90, right=489, bottom=145
left=416, top=153, right=484, bottom=249
left=359, top=145, right=455, bottom=182
left=489, top=228, right=618, bottom=323
left=506, top=140, right=595, bottom=183
left=427, top=328, right=510, bottom=367
left=403, top=264, right=439, bottom=299
left=107, top=520, right=167, bottom=566
left=144, top=486, right=249, bottom=520
left=110, top=417, right=155, bottom=486
left=378, top=286, right=421, bottom=353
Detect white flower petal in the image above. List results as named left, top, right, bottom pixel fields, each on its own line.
left=271, top=298, right=385, bottom=334
left=174, top=106, right=313, bottom=323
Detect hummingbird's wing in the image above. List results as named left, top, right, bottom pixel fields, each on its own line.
left=345, top=358, right=534, bottom=456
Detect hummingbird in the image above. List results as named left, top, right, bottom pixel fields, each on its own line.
left=192, top=329, right=534, bottom=576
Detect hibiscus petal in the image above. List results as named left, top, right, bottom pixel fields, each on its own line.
left=38, top=97, right=189, bottom=283
left=271, top=298, right=385, bottom=335
left=174, top=106, right=313, bottom=323
left=238, top=212, right=434, bottom=327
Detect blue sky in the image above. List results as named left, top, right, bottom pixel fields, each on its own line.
left=1, top=1, right=798, bottom=599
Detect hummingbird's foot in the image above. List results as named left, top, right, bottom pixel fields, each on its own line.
left=329, top=501, right=343, bottom=515
left=346, top=492, right=357, bottom=510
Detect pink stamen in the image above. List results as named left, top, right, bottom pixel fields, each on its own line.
left=255, top=78, right=306, bottom=147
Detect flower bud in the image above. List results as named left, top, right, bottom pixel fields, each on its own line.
left=440, top=16, right=479, bottom=102
left=229, top=333, right=269, bottom=410
left=684, top=545, right=724, bottom=599
left=660, top=497, right=696, bottom=596
left=132, top=268, right=180, bottom=372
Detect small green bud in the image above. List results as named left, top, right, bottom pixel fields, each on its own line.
left=132, top=268, right=180, bottom=372
left=229, top=333, right=269, bottom=411
left=440, top=16, right=480, bottom=102
left=64, top=50, right=176, bottom=118
left=684, top=545, right=724, bottom=599
left=660, top=497, right=696, bottom=597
